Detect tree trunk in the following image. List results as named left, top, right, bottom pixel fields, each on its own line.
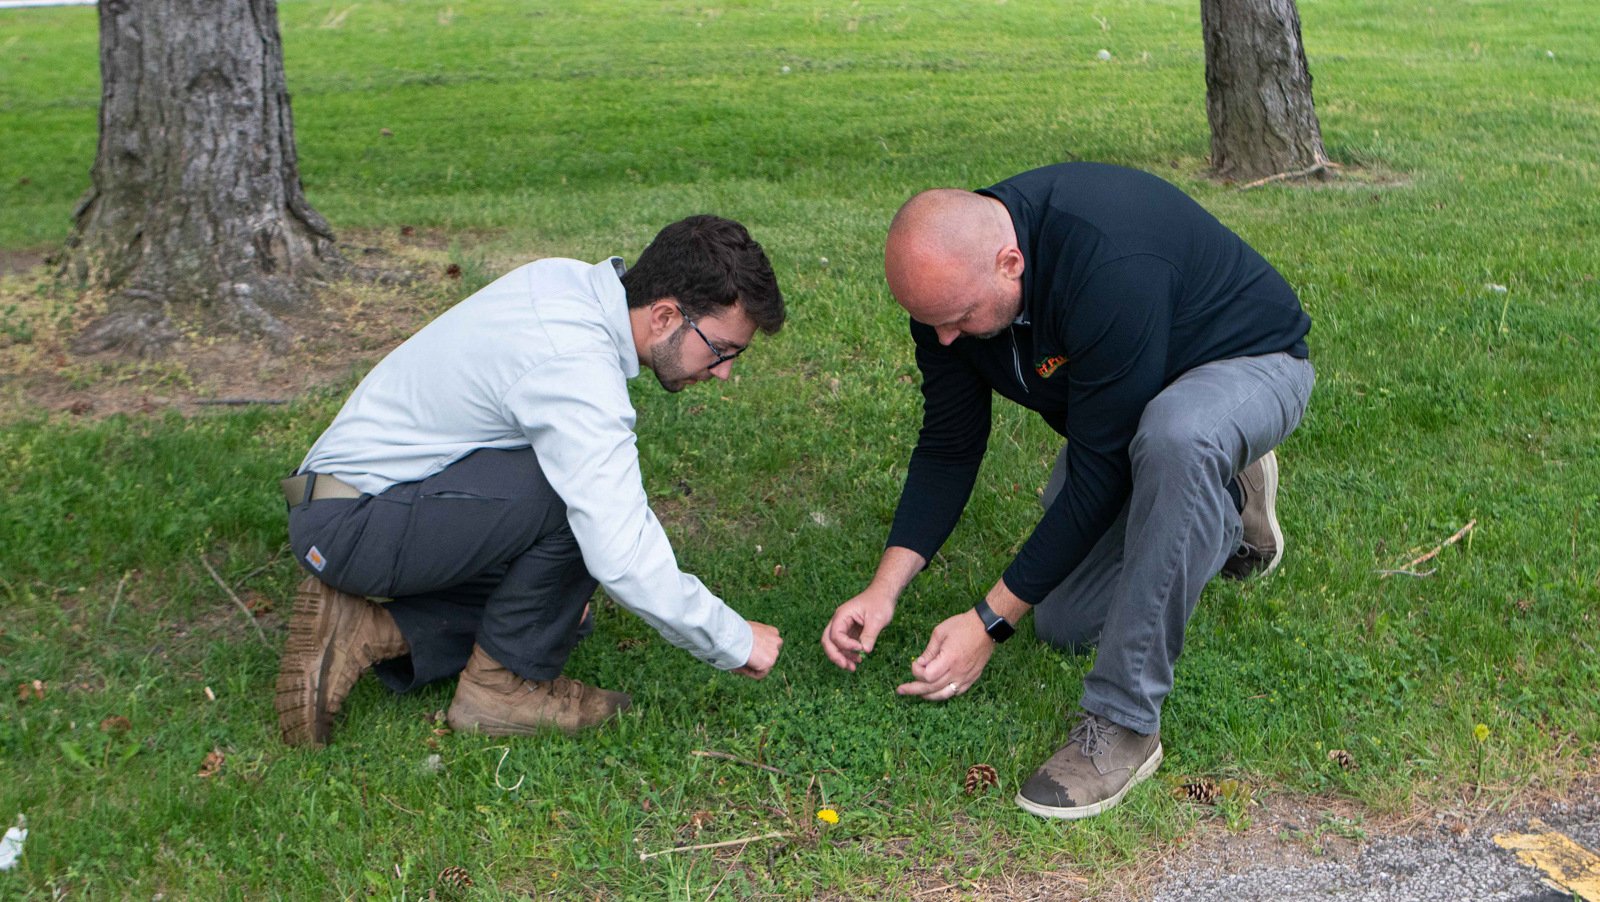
left=1201, top=0, right=1331, bottom=184
left=64, top=0, right=340, bottom=356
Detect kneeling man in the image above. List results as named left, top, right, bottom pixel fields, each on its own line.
left=278, top=215, right=785, bottom=746
left=822, top=164, right=1314, bottom=818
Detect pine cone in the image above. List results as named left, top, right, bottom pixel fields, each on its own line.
left=964, top=763, right=999, bottom=794
left=437, top=866, right=473, bottom=889
left=1176, top=781, right=1219, bottom=805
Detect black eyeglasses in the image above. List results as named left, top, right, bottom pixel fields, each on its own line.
left=677, top=305, right=745, bottom=371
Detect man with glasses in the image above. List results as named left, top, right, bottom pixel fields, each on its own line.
left=276, top=215, right=786, bottom=746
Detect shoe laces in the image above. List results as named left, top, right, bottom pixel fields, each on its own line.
left=1068, top=712, right=1121, bottom=758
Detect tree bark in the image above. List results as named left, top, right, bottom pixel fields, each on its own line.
left=1201, top=0, right=1331, bottom=184
left=64, top=0, right=340, bottom=356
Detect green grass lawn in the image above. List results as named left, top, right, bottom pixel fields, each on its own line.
left=2, top=0, right=1597, bottom=897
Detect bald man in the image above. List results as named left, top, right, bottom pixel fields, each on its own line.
left=821, top=163, right=1314, bottom=819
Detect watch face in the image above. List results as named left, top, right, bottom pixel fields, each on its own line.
left=975, top=600, right=1014, bottom=642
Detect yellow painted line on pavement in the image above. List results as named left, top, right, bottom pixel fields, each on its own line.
left=1493, top=819, right=1600, bottom=901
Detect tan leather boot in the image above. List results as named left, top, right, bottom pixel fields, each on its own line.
left=275, top=576, right=409, bottom=747
left=447, top=644, right=631, bottom=735
left=1221, top=450, right=1283, bottom=580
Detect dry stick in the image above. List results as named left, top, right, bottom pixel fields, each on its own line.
left=380, top=794, right=421, bottom=816
left=703, top=858, right=738, bottom=902
left=1239, top=160, right=1341, bottom=191
left=691, top=749, right=794, bottom=777
left=194, top=398, right=288, bottom=406
left=1373, top=568, right=1438, bottom=578
left=1382, top=519, right=1477, bottom=579
left=105, top=570, right=132, bottom=626
left=639, top=832, right=793, bottom=862
left=199, top=554, right=270, bottom=646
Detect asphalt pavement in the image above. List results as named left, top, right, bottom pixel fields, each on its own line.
left=1146, top=790, right=1599, bottom=901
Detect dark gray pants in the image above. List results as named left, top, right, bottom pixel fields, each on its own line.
left=1035, top=352, right=1316, bottom=734
left=287, top=448, right=596, bottom=691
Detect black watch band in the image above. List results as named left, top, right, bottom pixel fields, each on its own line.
left=973, top=598, right=1015, bottom=643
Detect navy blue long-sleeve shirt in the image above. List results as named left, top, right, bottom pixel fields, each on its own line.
left=885, top=163, right=1312, bottom=603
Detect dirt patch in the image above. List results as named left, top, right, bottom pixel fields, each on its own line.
left=0, top=246, right=50, bottom=278
left=0, top=229, right=490, bottom=423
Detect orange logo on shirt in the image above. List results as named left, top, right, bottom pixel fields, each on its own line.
left=1035, top=355, right=1068, bottom=378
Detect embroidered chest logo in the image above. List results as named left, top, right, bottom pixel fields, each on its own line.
left=1035, top=355, right=1068, bottom=378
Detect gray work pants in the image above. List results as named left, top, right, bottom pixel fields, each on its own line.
left=286, top=448, right=595, bottom=692
left=1034, top=352, right=1315, bottom=735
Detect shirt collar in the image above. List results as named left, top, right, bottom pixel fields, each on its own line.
left=593, top=256, right=641, bottom=379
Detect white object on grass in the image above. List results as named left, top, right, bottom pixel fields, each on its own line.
left=0, top=814, right=26, bottom=871
left=1096, top=49, right=1112, bottom=61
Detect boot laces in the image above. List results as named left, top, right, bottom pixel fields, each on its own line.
left=1068, top=712, right=1121, bottom=758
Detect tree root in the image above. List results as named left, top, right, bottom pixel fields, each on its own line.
left=71, top=305, right=180, bottom=358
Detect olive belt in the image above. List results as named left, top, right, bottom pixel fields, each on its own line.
left=280, top=472, right=364, bottom=506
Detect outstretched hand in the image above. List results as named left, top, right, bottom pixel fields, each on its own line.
left=896, top=609, right=994, bottom=702
left=820, top=590, right=896, bottom=671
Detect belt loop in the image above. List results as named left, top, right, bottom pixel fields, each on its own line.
left=303, top=472, right=317, bottom=506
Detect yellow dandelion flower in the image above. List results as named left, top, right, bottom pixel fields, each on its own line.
left=816, top=808, right=840, bottom=825
left=1474, top=723, right=1490, bottom=744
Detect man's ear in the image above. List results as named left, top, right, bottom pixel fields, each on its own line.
left=648, top=298, right=680, bottom=339
left=997, top=246, right=1025, bottom=281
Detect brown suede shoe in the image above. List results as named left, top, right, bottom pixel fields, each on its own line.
left=1221, top=449, right=1283, bottom=580
left=1015, top=711, right=1163, bottom=820
left=447, top=644, right=631, bottom=735
left=275, top=576, right=408, bottom=747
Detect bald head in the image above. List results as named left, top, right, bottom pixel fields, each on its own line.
left=884, top=189, right=1023, bottom=343
left=886, top=189, right=1003, bottom=277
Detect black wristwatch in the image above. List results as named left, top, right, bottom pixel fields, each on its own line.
left=973, top=599, right=1015, bottom=643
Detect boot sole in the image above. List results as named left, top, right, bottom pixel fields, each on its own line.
left=274, top=578, right=349, bottom=746
left=1013, top=743, right=1164, bottom=820
left=1256, top=450, right=1284, bottom=576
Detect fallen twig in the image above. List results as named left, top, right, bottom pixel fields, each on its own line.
left=380, top=794, right=421, bottom=816
left=1383, top=519, right=1476, bottom=578
left=106, top=570, right=132, bottom=627
left=639, top=832, right=792, bottom=862
left=704, top=857, right=739, bottom=902
left=199, top=554, right=270, bottom=646
left=691, top=749, right=793, bottom=777
left=236, top=546, right=289, bottom=585
left=1373, top=568, right=1437, bottom=578
left=1239, top=160, right=1342, bottom=190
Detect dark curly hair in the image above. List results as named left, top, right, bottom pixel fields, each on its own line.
left=622, top=215, right=785, bottom=334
